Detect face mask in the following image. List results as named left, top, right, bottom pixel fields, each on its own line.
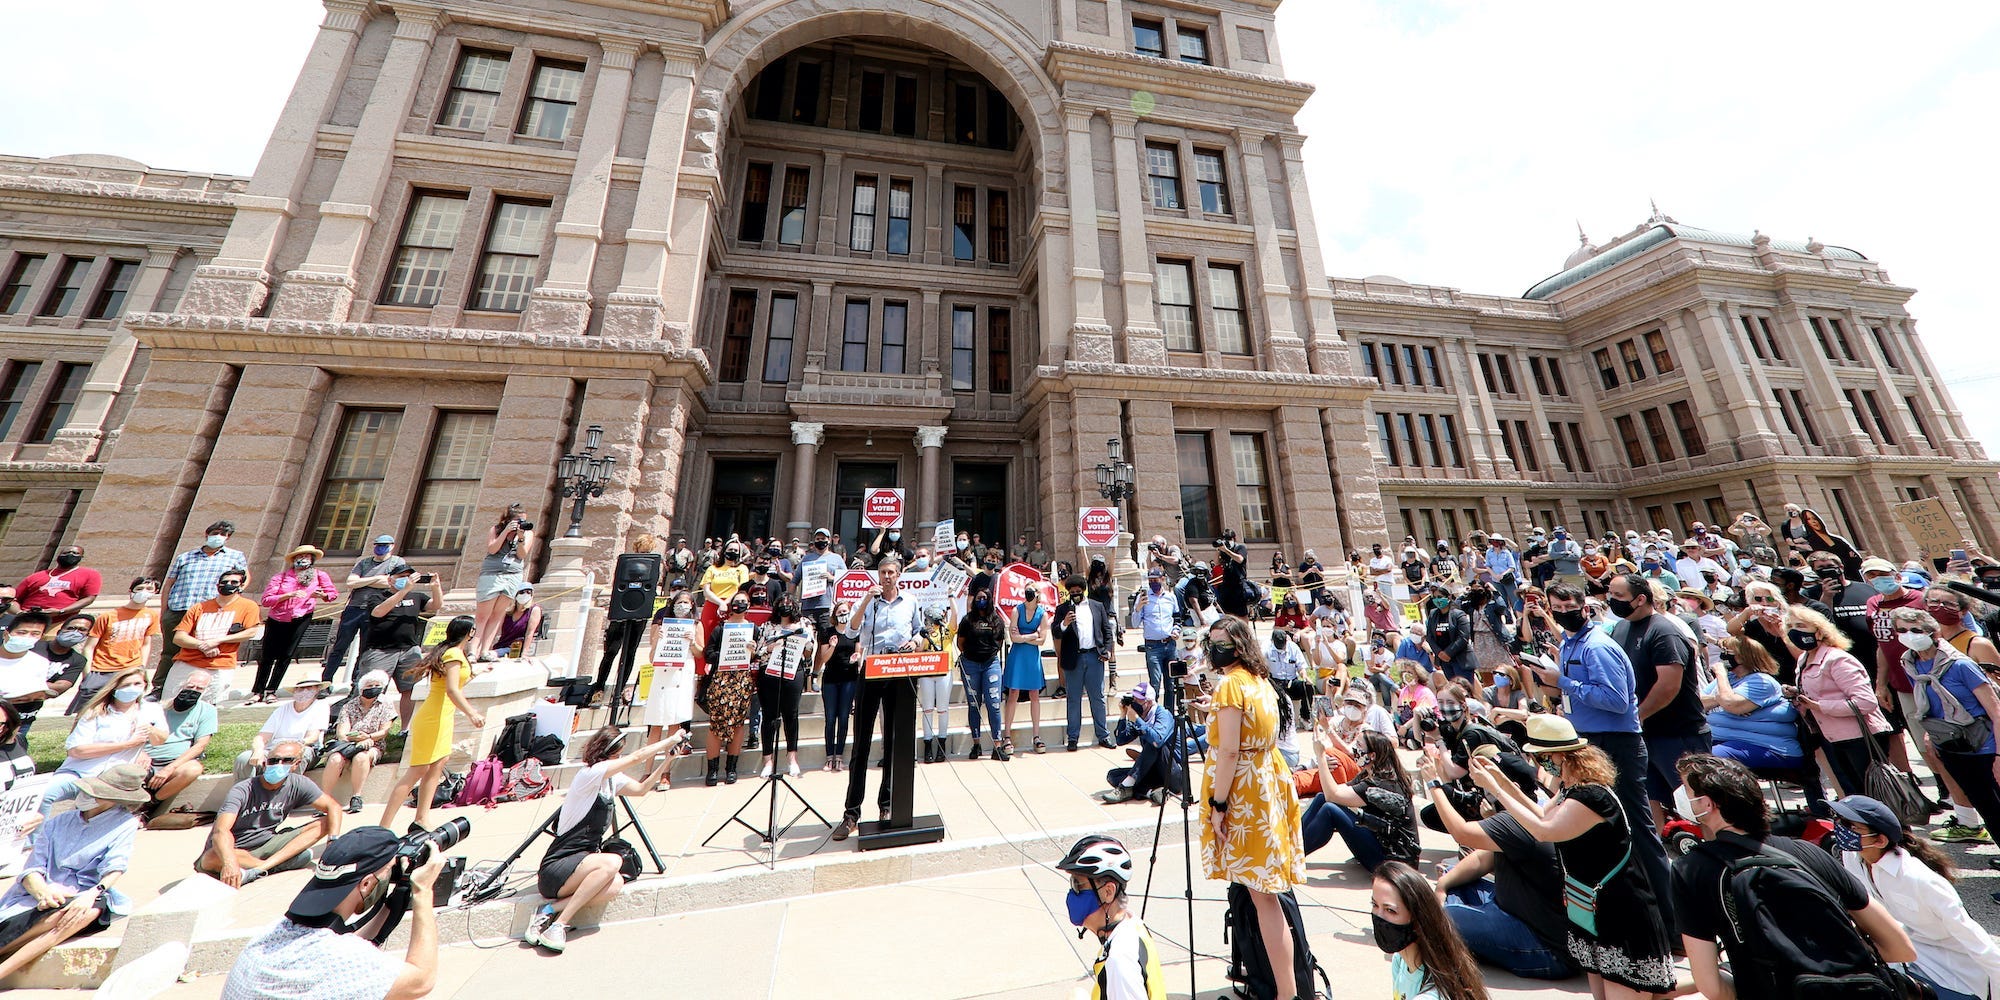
left=1787, top=628, right=1820, bottom=651
left=130, top=590, right=154, bottom=606
left=1831, top=825, right=1864, bottom=853
left=293, top=691, right=317, bottom=706
left=1340, top=705, right=1366, bottom=721
left=356, top=875, right=392, bottom=916
left=1438, top=703, right=1465, bottom=723
left=1641, top=561, right=1661, bottom=573
left=2, top=635, right=35, bottom=654
left=1272, top=632, right=1287, bottom=649
left=1673, top=784, right=1709, bottom=824
left=673, top=604, right=692, bottom=617
left=1371, top=912, right=1417, bottom=955
left=887, top=533, right=901, bottom=543
left=1605, top=597, right=1636, bottom=619
left=55, top=553, right=82, bottom=569
left=75, top=793, right=98, bottom=812
left=974, top=597, right=991, bottom=611
left=1902, top=632, right=1935, bottom=653
left=730, top=602, right=750, bottom=616
left=205, top=534, right=228, bottom=549
left=173, top=689, right=203, bottom=710
left=293, top=559, right=314, bottom=570
left=393, top=577, right=410, bottom=590
left=263, top=763, right=292, bottom=784
left=814, top=540, right=829, bottom=550
left=1065, top=887, right=1100, bottom=927
left=516, top=596, right=533, bottom=607
left=216, top=581, right=243, bottom=596
left=361, top=686, right=384, bottom=700
left=1869, top=577, right=1900, bottom=595
left=1552, top=609, right=1588, bottom=633
left=1209, top=645, right=1239, bottom=669
left=55, top=629, right=87, bottom=647
left=374, top=544, right=393, bottom=557
left=113, top=684, right=144, bottom=704
left=1431, top=596, right=1451, bottom=610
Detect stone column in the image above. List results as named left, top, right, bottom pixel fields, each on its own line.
left=570, top=377, right=653, bottom=569
left=1900, top=316, right=1979, bottom=459
left=1320, top=405, right=1389, bottom=550
left=914, top=425, right=947, bottom=536
left=1275, top=134, right=1346, bottom=374
left=786, top=421, right=825, bottom=534
left=629, top=384, right=694, bottom=541
left=535, top=535, right=593, bottom=678
left=454, top=375, right=577, bottom=586
left=272, top=3, right=446, bottom=322
left=1511, top=347, right=1567, bottom=474
left=602, top=44, right=703, bottom=341
left=181, top=364, right=335, bottom=570
left=1694, top=301, right=1784, bottom=459
left=523, top=37, right=641, bottom=336
left=1273, top=405, right=1345, bottom=554
left=1771, top=296, right=1871, bottom=454
left=813, top=151, right=845, bottom=257
left=1062, top=108, right=1112, bottom=362
left=1124, top=399, right=1180, bottom=544
left=47, top=245, right=185, bottom=463
left=1659, top=310, right=1735, bottom=457
left=1235, top=129, right=1309, bottom=374
left=1104, top=110, right=1166, bottom=365
left=181, top=0, right=375, bottom=316
left=1442, top=338, right=1511, bottom=477
left=75, top=360, right=238, bottom=583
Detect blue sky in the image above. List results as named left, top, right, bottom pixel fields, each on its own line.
left=4, top=1, right=1996, bottom=455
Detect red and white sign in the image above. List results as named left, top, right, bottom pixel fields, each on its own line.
left=833, top=568, right=957, bottom=612
left=834, top=570, right=879, bottom=605
left=994, top=562, right=1056, bottom=614
left=863, top=488, right=905, bottom=529
left=863, top=650, right=952, bottom=680
left=1078, top=506, right=1121, bottom=547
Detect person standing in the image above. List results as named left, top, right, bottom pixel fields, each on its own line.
left=1483, top=536, right=1521, bottom=613
left=155, top=520, right=248, bottom=688
left=957, top=575, right=1007, bottom=761
left=14, top=543, right=101, bottom=618
left=473, top=504, right=535, bottom=661
left=73, top=579, right=161, bottom=710
left=1213, top=530, right=1251, bottom=618
left=1785, top=605, right=1892, bottom=797
left=798, top=528, right=846, bottom=637
left=1424, top=585, right=1475, bottom=686
left=832, top=558, right=923, bottom=842
left=1057, top=576, right=1114, bottom=752
left=253, top=545, right=338, bottom=704
left=1000, top=586, right=1050, bottom=759
left=1832, top=795, right=2000, bottom=1000
left=699, top=596, right=759, bottom=786
left=360, top=566, right=442, bottom=730
left=1864, top=556, right=1924, bottom=773
left=1605, top=572, right=1709, bottom=827
left=380, top=616, right=486, bottom=833
left=1546, top=528, right=1585, bottom=590
left=166, top=567, right=263, bottom=706
left=818, top=604, right=861, bottom=772
left=1896, top=607, right=2000, bottom=841
left=754, top=600, right=814, bottom=779
left=322, top=535, right=407, bottom=685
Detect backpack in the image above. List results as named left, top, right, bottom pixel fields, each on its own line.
left=489, top=713, right=538, bottom=767
left=425, top=771, right=465, bottom=809
left=496, top=759, right=552, bottom=803
left=1222, top=883, right=1329, bottom=1000
left=452, top=756, right=507, bottom=809
left=527, top=734, right=568, bottom=766
left=1708, top=838, right=1903, bottom=999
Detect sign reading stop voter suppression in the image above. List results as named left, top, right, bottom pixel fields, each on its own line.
left=863, top=487, right=905, bottom=529
left=1078, top=506, right=1121, bottom=547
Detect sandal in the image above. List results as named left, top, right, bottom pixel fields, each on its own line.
left=1033, top=738, right=1048, bottom=755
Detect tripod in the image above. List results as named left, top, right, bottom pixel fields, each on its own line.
left=461, top=796, right=666, bottom=903
left=1139, top=667, right=1201, bottom=1000
left=604, top=618, right=646, bottom=728
left=701, top=752, right=832, bottom=869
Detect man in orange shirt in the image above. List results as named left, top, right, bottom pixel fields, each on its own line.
left=167, top=568, right=262, bottom=704
left=68, top=576, right=164, bottom=709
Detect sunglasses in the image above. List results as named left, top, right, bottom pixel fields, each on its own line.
left=266, top=756, right=299, bottom=765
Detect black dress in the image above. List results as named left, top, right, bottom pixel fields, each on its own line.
left=1554, top=783, right=1675, bottom=993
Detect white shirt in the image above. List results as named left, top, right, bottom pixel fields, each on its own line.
left=1074, top=601, right=1097, bottom=650
left=557, top=760, right=634, bottom=836
left=1368, top=556, right=1395, bottom=582
left=0, top=651, right=58, bottom=700
left=258, top=698, right=331, bottom=744
left=1844, top=848, right=2000, bottom=998
left=223, top=919, right=401, bottom=1000
left=1673, top=555, right=1723, bottom=587
left=1095, top=916, right=1161, bottom=1000
left=61, top=701, right=169, bottom=776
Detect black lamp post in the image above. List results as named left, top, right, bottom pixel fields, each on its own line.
left=1095, top=437, right=1134, bottom=503
left=559, top=424, right=616, bottom=538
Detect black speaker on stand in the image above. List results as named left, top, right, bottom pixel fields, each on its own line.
left=605, top=553, right=660, bottom=727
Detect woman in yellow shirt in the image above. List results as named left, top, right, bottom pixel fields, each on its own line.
left=380, top=615, right=486, bottom=833
left=699, top=546, right=750, bottom=635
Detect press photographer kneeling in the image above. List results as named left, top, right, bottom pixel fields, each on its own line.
left=525, top=725, right=683, bottom=954
left=1103, top=682, right=1200, bottom=805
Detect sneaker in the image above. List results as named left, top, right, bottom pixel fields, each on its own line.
left=1935, top=821, right=1992, bottom=844
left=1146, top=788, right=1168, bottom=806
left=787, top=762, right=801, bottom=778
left=524, top=906, right=554, bottom=947
left=744, top=734, right=761, bottom=751
left=1066, top=740, right=1079, bottom=753
left=270, top=847, right=316, bottom=874
left=238, top=867, right=268, bottom=886
left=759, top=761, right=774, bottom=779
left=1103, top=786, right=1135, bottom=803
left=831, top=818, right=858, bottom=842
left=347, top=795, right=365, bottom=815
left=539, top=921, right=568, bottom=953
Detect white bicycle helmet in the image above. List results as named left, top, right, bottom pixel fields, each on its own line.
left=1057, top=835, right=1133, bottom=885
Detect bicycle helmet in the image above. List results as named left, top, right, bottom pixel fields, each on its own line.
left=1057, top=835, right=1133, bottom=885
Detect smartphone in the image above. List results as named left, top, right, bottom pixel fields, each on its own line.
left=1313, top=694, right=1334, bottom=721
left=1952, top=549, right=1969, bottom=562
left=417, top=573, right=435, bottom=583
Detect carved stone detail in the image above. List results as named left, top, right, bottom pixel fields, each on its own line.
left=791, top=421, right=826, bottom=447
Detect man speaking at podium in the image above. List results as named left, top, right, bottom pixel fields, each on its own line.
left=832, top=557, right=922, bottom=842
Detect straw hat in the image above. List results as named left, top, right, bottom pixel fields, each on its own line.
left=285, top=543, right=324, bottom=561
left=1522, top=715, right=1588, bottom=754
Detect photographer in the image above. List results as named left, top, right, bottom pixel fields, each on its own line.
left=222, top=826, right=443, bottom=1000
left=526, top=727, right=681, bottom=954
left=472, top=503, right=535, bottom=660
left=1212, top=530, right=1251, bottom=618
left=1147, top=535, right=1185, bottom=585
left=1104, top=682, right=1186, bottom=804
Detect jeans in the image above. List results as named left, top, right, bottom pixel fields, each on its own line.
left=823, top=679, right=858, bottom=757
left=1908, top=967, right=1981, bottom=1000
left=1065, top=650, right=1109, bottom=745
left=1641, top=729, right=1714, bottom=802
left=1712, top=740, right=1829, bottom=812
left=1141, top=639, right=1174, bottom=695
left=1496, top=575, right=1520, bottom=613
left=1300, top=794, right=1385, bottom=870
left=960, top=656, right=1003, bottom=742
left=254, top=616, right=310, bottom=698
left=842, top=679, right=904, bottom=824
left=1443, top=880, right=1575, bottom=980
left=1107, top=741, right=1176, bottom=797
left=35, top=774, right=85, bottom=816
left=321, top=603, right=371, bottom=683
left=1582, top=730, right=1676, bottom=931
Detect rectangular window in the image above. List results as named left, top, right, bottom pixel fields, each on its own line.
left=309, top=409, right=403, bottom=554
left=1565, top=423, right=1592, bottom=472
left=1397, top=414, right=1418, bottom=467
left=952, top=186, right=976, bottom=261
left=1641, top=407, right=1675, bottom=461
left=1549, top=420, right=1573, bottom=470
left=1789, top=389, right=1821, bottom=446
left=1497, top=421, right=1521, bottom=470
left=1382, top=345, right=1403, bottom=385
left=1512, top=420, right=1539, bottom=471
left=1421, top=347, right=1443, bottom=388
left=892, top=75, right=918, bottom=137
left=887, top=178, right=913, bottom=255
left=518, top=60, right=585, bottom=141
left=1871, top=326, right=1900, bottom=370
left=1843, top=389, right=1869, bottom=442
left=951, top=306, right=975, bottom=391
left=0, top=254, right=45, bottom=314
left=1208, top=265, right=1247, bottom=354
left=1546, top=358, right=1570, bottom=396
left=1830, top=489, right=1860, bottom=541
left=718, top=289, right=756, bottom=383
left=25, top=363, right=86, bottom=443
left=1419, top=415, right=1444, bottom=467
left=1619, top=339, right=1646, bottom=382
left=987, top=190, right=1009, bottom=264
left=1145, top=142, right=1183, bottom=210
left=1375, top=413, right=1400, bottom=466
left=988, top=309, right=1012, bottom=393
left=1179, top=26, right=1211, bottom=65
left=1669, top=400, right=1706, bottom=456
left=762, top=294, right=797, bottom=384
left=858, top=71, right=885, bottom=133
left=1440, top=415, right=1463, bottom=467
left=440, top=50, right=509, bottom=131
left=1615, top=414, right=1646, bottom=466
left=840, top=300, right=870, bottom=372
left=1594, top=348, right=1618, bottom=390
left=881, top=301, right=908, bottom=373
left=750, top=59, right=787, bottom=121
left=1495, top=355, right=1518, bottom=394
left=1772, top=390, right=1804, bottom=442
left=791, top=61, right=822, bottom=124
left=1740, top=314, right=1768, bottom=361
left=382, top=191, right=467, bottom=307
left=1133, top=18, right=1166, bottom=58
left=1862, top=390, right=1897, bottom=445
left=38, top=257, right=91, bottom=317
left=985, top=88, right=1011, bottom=150
left=1193, top=149, right=1230, bottom=215
left=1156, top=260, right=1196, bottom=351
left=1809, top=316, right=1837, bottom=360
left=1403, top=346, right=1423, bottom=386
left=1176, top=431, right=1218, bottom=539
left=1646, top=329, right=1675, bottom=373
left=86, top=259, right=141, bottom=320
left=0, top=362, right=42, bottom=440
left=1759, top=317, right=1784, bottom=361
left=1528, top=356, right=1551, bottom=396
left=1478, top=354, right=1499, bottom=395
left=1904, top=396, right=1933, bottom=445
left=409, top=411, right=496, bottom=554
left=778, top=167, right=810, bottom=246
left=739, top=163, right=771, bottom=243
left=1231, top=434, right=1274, bottom=540
left=953, top=83, right=978, bottom=144
left=471, top=199, right=550, bottom=312
left=850, top=175, right=878, bottom=252
left=1829, top=318, right=1857, bottom=363
left=1360, top=343, right=1379, bottom=380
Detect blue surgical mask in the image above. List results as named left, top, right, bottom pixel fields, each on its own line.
left=56, top=629, right=87, bottom=648
left=373, top=544, right=392, bottom=557
left=205, top=534, right=228, bottom=549
left=113, top=685, right=144, bottom=704
left=1831, top=824, right=1863, bottom=853
left=2, top=635, right=34, bottom=654
left=1065, top=887, right=1100, bottom=926
left=1869, top=576, right=1899, bottom=595
left=393, top=577, right=410, bottom=590
left=263, top=763, right=292, bottom=784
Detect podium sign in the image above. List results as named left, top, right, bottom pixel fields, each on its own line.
left=862, top=650, right=952, bottom=680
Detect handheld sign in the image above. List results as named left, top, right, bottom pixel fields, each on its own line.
left=863, top=488, right=905, bottom=530
left=929, top=562, right=970, bottom=602
left=716, top=621, right=755, bottom=670
left=650, top=619, right=697, bottom=667
left=994, top=562, right=1055, bottom=614
left=863, top=650, right=952, bottom=679
left=1890, top=497, right=1960, bottom=560
left=835, top=570, right=878, bottom=605
left=0, top=775, right=53, bottom=876
left=801, top=562, right=830, bottom=600
left=1078, top=507, right=1121, bottom=548
left=933, top=518, right=957, bottom=553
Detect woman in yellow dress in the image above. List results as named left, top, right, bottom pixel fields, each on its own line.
left=1201, top=615, right=1306, bottom=1000
left=380, top=615, right=486, bottom=834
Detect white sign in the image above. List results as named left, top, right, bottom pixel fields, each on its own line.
left=800, top=563, right=829, bottom=600
left=650, top=618, right=698, bottom=667
left=933, top=519, right=957, bottom=553
left=863, top=488, right=905, bottom=529
left=716, top=622, right=755, bottom=670
left=0, top=774, right=53, bottom=877
left=929, top=562, right=970, bottom=602
left=1078, top=507, right=1121, bottom=548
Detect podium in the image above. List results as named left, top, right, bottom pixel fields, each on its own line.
left=857, top=652, right=948, bottom=851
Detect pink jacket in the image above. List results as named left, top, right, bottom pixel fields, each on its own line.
left=1798, top=646, right=1889, bottom=742
left=261, top=568, right=338, bottom=623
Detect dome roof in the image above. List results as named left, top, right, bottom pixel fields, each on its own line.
left=1523, top=223, right=1868, bottom=300
left=1562, top=224, right=1598, bottom=270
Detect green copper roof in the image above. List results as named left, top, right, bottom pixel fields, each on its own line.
left=1522, top=224, right=1868, bottom=300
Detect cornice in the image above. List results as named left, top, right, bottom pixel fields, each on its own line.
left=1043, top=42, right=1315, bottom=116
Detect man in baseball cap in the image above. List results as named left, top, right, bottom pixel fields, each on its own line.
left=1104, top=682, right=1180, bottom=804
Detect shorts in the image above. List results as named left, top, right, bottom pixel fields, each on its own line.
left=479, top=573, right=523, bottom=602
left=537, top=852, right=585, bottom=900
left=238, top=825, right=310, bottom=863
left=0, top=902, right=113, bottom=950
left=360, top=647, right=424, bottom=692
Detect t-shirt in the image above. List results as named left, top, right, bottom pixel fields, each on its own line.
left=556, top=759, right=634, bottom=837
left=61, top=701, right=169, bottom=776
left=151, top=701, right=218, bottom=765
left=258, top=698, right=331, bottom=744
left=345, top=554, right=409, bottom=611
left=27, top=640, right=85, bottom=718
left=173, top=596, right=263, bottom=670
left=218, top=772, right=324, bottom=850
left=0, top=650, right=62, bottom=721
left=1390, top=953, right=1445, bottom=1000
left=364, top=591, right=431, bottom=650
left=1368, top=555, right=1395, bottom=582
left=700, top=563, right=748, bottom=604
left=222, top=920, right=400, bottom=1000
left=1092, top=916, right=1168, bottom=1000
left=1670, top=832, right=1869, bottom=964
left=1866, top=587, right=1925, bottom=692
left=1614, top=613, right=1705, bottom=737
left=15, top=567, right=102, bottom=612
left=1480, top=812, right=1566, bottom=950
left=88, top=606, right=160, bottom=672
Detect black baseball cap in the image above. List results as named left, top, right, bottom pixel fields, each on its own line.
left=286, top=826, right=400, bottom=920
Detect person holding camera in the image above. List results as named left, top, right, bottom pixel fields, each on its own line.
left=198, top=738, right=343, bottom=887
left=1130, top=568, right=1181, bottom=698
left=222, top=825, right=444, bottom=1000
left=526, top=726, right=682, bottom=954
left=323, top=670, right=396, bottom=814
left=380, top=616, right=487, bottom=834
left=472, top=503, right=535, bottom=661
left=359, top=565, right=442, bottom=730
left=1104, top=682, right=1185, bottom=804
left=1211, top=530, right=1251, bottom=618
left=1147, top=535, right=1185, bottom=585
left=323, top=536, right=407, bottom=686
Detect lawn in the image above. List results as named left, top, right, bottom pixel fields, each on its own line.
left=24, top=715, right=405, bottom=774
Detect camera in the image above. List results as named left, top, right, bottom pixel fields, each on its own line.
left=516, top=520, right=535, bottom=533
left=1120, top=693, right=1140, bottom=712
left=1167, top=657, right=1190, bottom=679
left=396, top=817, right=468, bottom=875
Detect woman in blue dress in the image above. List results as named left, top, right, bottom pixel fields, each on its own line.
left=999, top=587, right=1051, bottom=758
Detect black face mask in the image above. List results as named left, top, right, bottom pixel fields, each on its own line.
left=1272, top=632, right=1287, bottom=649
left=172, top=689, right=202, bottom=711
left=55, top=553, right=82, bottom=569
left=815, top=541, right=829, bottom=550
left=1372, top=913, right=1417, bottom=954
left=1552, top=608, right=1589, bottom=633
left=1437, top=703, right=1465, bottom=723
left=361, top=687, right=384, bottom=700
left=729, top=602, right=750, bottom=616
left=1787, top=628, right=1820, bottom=651
left=216, top=581, right=243, bottom=596
left=1605, top=596, right=1635, bottom=619
left=1208, top=644, right=1239, bottom=669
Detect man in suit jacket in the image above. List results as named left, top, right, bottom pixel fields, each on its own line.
left=1055, top=575, right=1116, bottom=752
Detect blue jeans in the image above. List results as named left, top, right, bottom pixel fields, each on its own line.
left=1065, top=651, right=1109, bottom=744
left=1444, top=880, right=1575, bottom=980
left=1496, top=575, right=1520, bottom=613
left=36, top=773, right=86, bottom=816
left=1141, top=639, right=1174, bottom=695
left=1908, top=968, right=1980, bottom=1000
left=822, top=679, right=858, bottom=757
left=1301, top=794, right=1385, bottom=869
left=960, top=656, right=1003, bottom=742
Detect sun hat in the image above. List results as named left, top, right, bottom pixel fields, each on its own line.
left=285, top=544, right=324, bottom=561
left=1523, top=714, right=1588, bottom=754
left=77, top=762, right=151, bottom=806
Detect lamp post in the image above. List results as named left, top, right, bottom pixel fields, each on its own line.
left=559, top=423, right=616, bottom=538
left=1094, top=437, right=1138, bottom=616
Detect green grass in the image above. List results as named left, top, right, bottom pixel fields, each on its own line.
left=24, top=716, right=406, bottom=774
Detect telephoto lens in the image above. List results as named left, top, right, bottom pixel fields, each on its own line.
left=396, top=817, right=471, bottom=873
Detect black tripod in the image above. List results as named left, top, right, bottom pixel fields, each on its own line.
left=460, top=796, right=666, bottom=903
left=1139, top=666, right=1201, bottom=1000
left=701, top=752, right=831, bottom=869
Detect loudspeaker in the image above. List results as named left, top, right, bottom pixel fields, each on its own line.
left=608, top=553, right=661, bottom=622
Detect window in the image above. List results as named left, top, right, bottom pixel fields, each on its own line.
left=1208, top=265, right=1247, bottom=354
left=1528, top=357, right=1551, bottom=396
left=881, top=301, right=908, bottom=373
left=1360, top=343, right=1379, bottom=380
left=309, top=409, right=403, bottom=553
left=1178, top=26, right=1211, bottom=65
left=791, top=61, right=822, bottom=124
left=38, top=257, right=91, bottom=317
left=857, top=71, right=885, bottom=133
left=1382, top=345, right=1403, bottom=385
left=440, top=50, right=509, bottom=131
left=518, top=60, right=584, bottom=141
left=408, top=411, right=495, bottom=554
left=750, top=59, right=787, bottom=121
left=1862, top=390, right=1896, bottom=445
left=1192, top=149, right=1230, bottom=215
left=778, top=167, right=810, bottom=246
left=382, top=191, right=467, bottom=307
left=1871, top=326, right=1900, bottom=370
left=1231, top=434, right=1274, bottom=540
left=987, top=190, right=1009, bottom=264
left=1546, top=358, right=1570, bottom=396
left=471, top=199, right=550, bottom=312
left=0, top=362, right=41, bottom=439
left=738, top=163, right=771, bottom=242
left=1176, top=431, right=1218, bottom=539
left=1809, top=317, right=1837, bottom=360
left=1375, top=413, right=1400, bottom=466
left=840, top=300, right=869, bottom=371
left=951, top=306, right=975, bottom=391
left=1421, top=347, right=1443, bottom=388
left=1618, top=339, right=1646, bottom=382
left=1398, top=414, right=1418, bottom=468
left=984, top=89, right=1012, bottom=151
left=0, top=255, right=44, bottom=314
left=1669, top=400, right=1705, bottom=456
left=762, top=294, right=797, bottom=384
left=1829, top=318, right=1857, bottom=363
left=1645, top=329, right=1675, bottom=373
left=1439, top=415, right=1463, bottom=467
left=1615, top=414, right=1646, bottom=466
left=1739, top=314, right=1768, bottom=361
left=1478, top=354, right=1499, bottom=395
left=988, top=309, right=1012, bottom=393
left=892, top=76, right=918, bottom=137
left=1829, top=489, right=1860, bottom=541
left=1565, top=423, right=1592, bottom=472
left=1772, top=389, right=1805, bottom=444
left=1157, top=260, right=1196, bottom=351
left=1594, top=348, right=1618, bottom=390
left=953, top=83, right=978, bottom=144
left=1905, top=396, right=1934, bottom=445
left=1789, top=390, right=1821, bottom=446
left=1497, top=421, right=1522, bottom=470
left=1758, top=317, right=1785, bottom=361
left=1640, top=407, right=1675, bottom=461
left=1495, top=355, right=1518, bottom=394
left=1512, top=420, right=1539, bottom=471
left=86, top=259, right=140, bottom=320
left=717, top=289, right=756, bottom=383
left=1133, top=18, right=1166, bottom=58
left=1418, top=415, right=1444, bottom=467
left=25, top=363, right=85, bottom=443
left=887, top=179, right=912, bottom=255
left=1549, top=420, right=1573, bottom=469
left=952, top=186, right=976, bottom=261
left=850, top=176, right=877, bottom=252
left=1843, top=389, right=1869, bottom=442
left=1145, top=143, right=1183, bottom=210
left=1403, top=346, right=1423, bottom=387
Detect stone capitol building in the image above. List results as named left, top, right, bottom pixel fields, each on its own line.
left=1, top=0, right=1995, bottom=592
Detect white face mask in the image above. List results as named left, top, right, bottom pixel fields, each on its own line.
left=1903, top=632, right=1936, bottom=653
left=130, top=590, right=155, bottom=606
left=1673, top=784, right=1709, bottom=825
left=1340, top=705, right=1366, bottom=722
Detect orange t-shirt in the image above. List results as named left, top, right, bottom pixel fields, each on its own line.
left=173, top=596, right=262, bottom=670
left=89, top=605, right=160, bottom=672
